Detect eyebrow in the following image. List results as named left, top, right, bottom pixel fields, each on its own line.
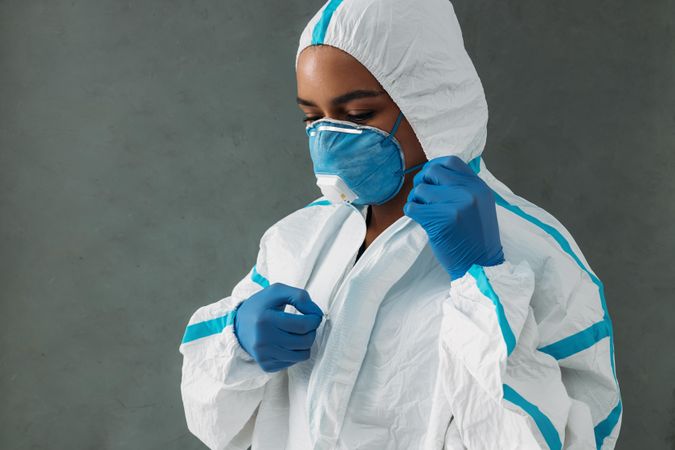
left=296, top=89, right=385, bottom=107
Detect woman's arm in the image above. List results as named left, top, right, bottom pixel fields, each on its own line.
left=178, top=264, right=275, bottom=449
left=404, top=155, right=621, bottom=449
left=439, top=258, right=621, bottom=450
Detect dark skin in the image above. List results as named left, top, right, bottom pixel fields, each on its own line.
left=296, top=45, right=428, bottom=251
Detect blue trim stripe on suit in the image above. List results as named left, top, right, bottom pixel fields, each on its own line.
left=181, top=266, right=270, bottom=344
left=469, top=155, right=621, bottom=448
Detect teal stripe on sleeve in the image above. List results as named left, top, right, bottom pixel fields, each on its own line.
left=503, top=384, right=562, bottom=450
left=481, top=158, right=621, bottom=446
left=538, top=320, right=611, bottom=360
left=467, top=264, right=516, bottom=356
left=491, top=190, right=616, bottom=373
left=181, top=309, right=236, bottom=344
left=492, top=192, right=597, bottom=292
left=251, top=264, right=270, bottom=288
left=594, top=401, right=622, bottom=449
left=490, top=183, right=615, bottom=366
left=469, top=155, right=481, bottom=174
left=182, top=264, right=269, bottom=344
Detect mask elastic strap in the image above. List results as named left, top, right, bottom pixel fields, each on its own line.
left=390, top=110, right=425, bottom=176
left=389, top=110, right=404, bottom=137
left=402, top=161, right=426, bottom=175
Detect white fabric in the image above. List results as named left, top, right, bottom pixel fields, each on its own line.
left=179, top=0, right=622, bottom=448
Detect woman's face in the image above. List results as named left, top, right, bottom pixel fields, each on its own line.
left=296, top=45, right=426, bottom=177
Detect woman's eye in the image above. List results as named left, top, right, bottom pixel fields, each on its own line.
left=302, top=112, right=375, bottom=124
left=346, top=112, right=374, bottom=122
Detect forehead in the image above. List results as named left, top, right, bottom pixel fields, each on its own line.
left=296, top=45, right=383, bottom=97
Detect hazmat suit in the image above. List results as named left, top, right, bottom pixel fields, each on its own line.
left=178, top=0, right=622, bottom=448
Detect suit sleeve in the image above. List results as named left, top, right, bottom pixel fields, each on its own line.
left=178, top=263, right=275, bottom=450
left=438, top=258, right=621, bottom=450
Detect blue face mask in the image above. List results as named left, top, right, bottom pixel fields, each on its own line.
left=306, top=110, right=426, bottom=206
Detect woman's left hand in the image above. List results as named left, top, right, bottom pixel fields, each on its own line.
left=404, top=155, right=505, bottom=280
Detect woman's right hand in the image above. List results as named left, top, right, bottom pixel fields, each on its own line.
left=233, top=282, right=324, bottom=372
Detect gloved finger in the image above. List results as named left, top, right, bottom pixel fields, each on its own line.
left=275, top=329, right=317, bottom=350
left=405, top=199, right=462, bottom=225
left=437, top=155, right=476, bottom=176
left=263, top=283, right=324, bottom=318
left=420, top=163, right=477, bottom=187
left=285, top=287, right=324, bottom=317
left=403, top=199, right=427, bottom=220
left=424, top=167, right=492, bottom=205
left=269, top=309, right=323, bottom=334
left=407, top=183, right=464, bottom=205
left=411, top=160, right=469, bottom=188
left=412, top=160, right=435, bottom=187
left=411, top=156, right=465, bottom=186
left=269, top=345, right=311, bottom=363
left=260, top=283, right=299, bottom=310
left=260, top=360, right=290, bottom=373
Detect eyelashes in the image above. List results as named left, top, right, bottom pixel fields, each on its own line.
left=303, top=111, right=375, bottom=124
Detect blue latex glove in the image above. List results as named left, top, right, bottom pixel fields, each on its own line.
left=233, top=282, right=323, bottom=373
left=403, top=155, right=505, bottom=280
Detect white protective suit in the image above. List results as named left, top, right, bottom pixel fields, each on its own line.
left=179, top=0, right=622, bottom=448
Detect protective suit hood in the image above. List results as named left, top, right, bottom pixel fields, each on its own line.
left=295, top=0, right=488, bottom=164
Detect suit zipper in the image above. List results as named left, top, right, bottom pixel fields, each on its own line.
left=317, top=247, right=359, bottom=351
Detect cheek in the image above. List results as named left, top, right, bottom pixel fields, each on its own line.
left=398, top=124, right=426, bottom=163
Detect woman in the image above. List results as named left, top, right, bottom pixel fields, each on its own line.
left=179, top=0, right=622, bottom=448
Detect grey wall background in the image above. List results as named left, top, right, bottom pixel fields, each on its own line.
left=1, top=0, right=673, bottom=448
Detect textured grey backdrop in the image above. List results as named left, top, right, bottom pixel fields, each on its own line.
left=1, top=0, right=673, bottom=449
